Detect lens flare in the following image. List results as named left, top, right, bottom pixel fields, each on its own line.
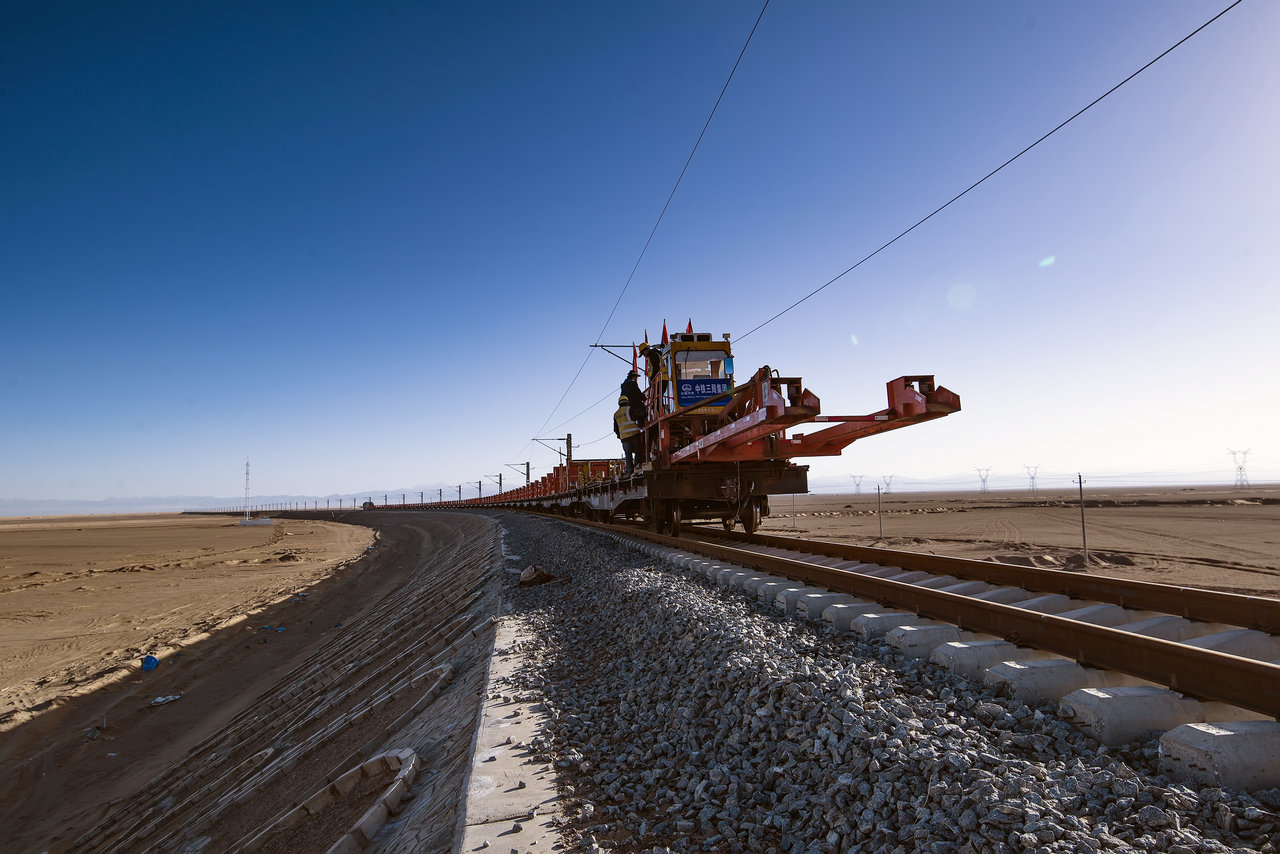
left=849, top=333, right=859, bottom=346
left=947, top=283, right=977, bottom=311
left=1039, top=255, right=1056, bottom=267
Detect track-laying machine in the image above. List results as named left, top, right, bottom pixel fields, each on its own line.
left=420, top=325, right=960, bottom=536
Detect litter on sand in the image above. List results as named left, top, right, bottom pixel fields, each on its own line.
left=150, top=694, right=182, bottom=706
left=518, top=564, right=569, bottom=587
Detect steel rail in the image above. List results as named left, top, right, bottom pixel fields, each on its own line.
left=613, top=525, right=1280, bottom=719
left=693, top=528, right=1280, bottom=633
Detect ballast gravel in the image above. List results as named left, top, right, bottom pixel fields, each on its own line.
left=492, top=513, right=1279, bottom=854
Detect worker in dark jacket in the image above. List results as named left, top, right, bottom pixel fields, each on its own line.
left=621, top=370, right=645, bottom=426
left=613, top=395, right=642, bottom=476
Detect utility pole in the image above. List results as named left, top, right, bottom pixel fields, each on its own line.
left=457, top=485, right=462, bottom=501
left=1077, top=473, right=1089, bottom=566
left=876, top=484, right=883, bottom=538
left=476, top=480, right=483, bottom=498
left=975, top=467, right=991, bottom=494
left=438, top=488, right=443, bottom=503
left=486, top=473, right=503, bottom=494
left=507, top=462, right=530, bottom=486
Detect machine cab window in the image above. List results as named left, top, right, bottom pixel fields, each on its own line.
left=674, top=348, right=732, bottom=408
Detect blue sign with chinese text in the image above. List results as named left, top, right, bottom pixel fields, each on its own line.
left=677, top=378, right=731, bottom=408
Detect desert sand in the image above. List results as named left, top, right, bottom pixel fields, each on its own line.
left=0, top=514, right=374, bottom=849
left=1, top=486, right=1277, bottom=849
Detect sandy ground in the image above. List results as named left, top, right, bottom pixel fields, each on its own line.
left=1, top=486, right=1277, bottom=849
left=0, top=513, right=375, bottom=849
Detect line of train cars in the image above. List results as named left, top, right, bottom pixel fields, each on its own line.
left=375, top=325, right=960, bottom=536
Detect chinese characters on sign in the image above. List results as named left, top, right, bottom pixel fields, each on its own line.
left=677, top=378, right=731, bottom=408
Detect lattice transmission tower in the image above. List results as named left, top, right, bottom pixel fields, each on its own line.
left=1228, top=449, right=1251, bottom=489
left=975, top=467, right=991, bottom=494
left=1024, top=464, right=1039, bottom=493
left=852, top=474, right=863, bottom=494
left=881, top=475, right=894, bottom=495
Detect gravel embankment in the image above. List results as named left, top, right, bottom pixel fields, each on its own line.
left=494, top=513, right=1279, bottom=854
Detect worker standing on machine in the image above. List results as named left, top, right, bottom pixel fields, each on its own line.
left=613, top=395, right=642, bottom=476
left=641, top=343, right=669, bottom=416
left=622, top=370, right=645, bottom=425
left=621, top=369, right=647, bottom=465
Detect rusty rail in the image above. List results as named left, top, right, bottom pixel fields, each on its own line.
left=697, top=529, right=1280, bottom=633
left=617, top=525, right=1280, bottom=718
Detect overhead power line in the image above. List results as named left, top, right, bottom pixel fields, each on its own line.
left=738, top=0, right=1244, bottom=342
left=526, top=0, right=772, bottom=449
left=592, top=0, right=773, bottom=347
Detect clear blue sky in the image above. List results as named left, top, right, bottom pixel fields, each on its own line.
left=3, top=1, right=1276, bottom=504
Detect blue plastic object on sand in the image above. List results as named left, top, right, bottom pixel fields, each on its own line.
left=141, top=655, right=159, bottom=671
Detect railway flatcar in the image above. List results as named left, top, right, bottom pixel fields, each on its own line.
left=413, top=324, right=960, bottom=536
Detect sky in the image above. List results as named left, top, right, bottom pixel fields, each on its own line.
left=2, top=1, right=1277, bottom=508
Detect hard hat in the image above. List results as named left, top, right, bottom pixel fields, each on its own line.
left=618, top=396, right=629, bottom=405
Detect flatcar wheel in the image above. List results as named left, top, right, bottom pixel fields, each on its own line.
left=668, top=503, right=682, bottom=538
left=648, top=501, right=665, bottom=533
left=742, top=499, right=762, bottom=534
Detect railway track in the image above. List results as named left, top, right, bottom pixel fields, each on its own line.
left=491, top=512, right=1280, bottom=849
left=567, top=514, right=1280, bottom=724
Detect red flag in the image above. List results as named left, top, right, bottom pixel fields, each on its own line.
left=631, top=344, right=638, bottom=374
left=685, top=319, right=693, bottom=334
left=661, top=321, right=669, bottom=345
